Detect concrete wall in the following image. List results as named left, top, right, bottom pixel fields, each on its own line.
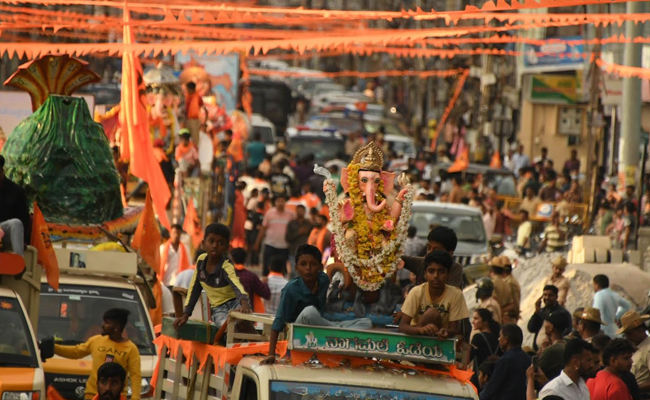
left=519, top=95, right=589, bottom=173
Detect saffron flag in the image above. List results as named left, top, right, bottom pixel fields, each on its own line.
left=32, top=202, right=59, bottom=290
left=183, top=197, right=203, bottom=249
left=448, top=144, right=470, bottom=173
left=490, top=151, right=502, bottom=169
left=120, top=6, right=171, bottom=230
left=132, top=189, right=162, bottom=274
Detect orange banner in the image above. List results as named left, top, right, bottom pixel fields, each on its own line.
left=120, top=4, right=171, bottom=230
left=131, top=189, right=162, bottom=273
left=31, top=202, right=60, bottom=290
left=431, top=69, right=470, bottom=151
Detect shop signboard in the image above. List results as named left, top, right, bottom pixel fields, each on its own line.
left=530, top=74, right=578, bottom=104
left=523, top=36, right=586, bottom=73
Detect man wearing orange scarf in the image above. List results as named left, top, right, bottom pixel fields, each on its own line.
left=160, top=224, right=191, bottom=288
left=307, top=214, right=331, bottom=254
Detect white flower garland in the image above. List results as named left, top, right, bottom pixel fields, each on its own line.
left=321, top=178, right=415, bottom=292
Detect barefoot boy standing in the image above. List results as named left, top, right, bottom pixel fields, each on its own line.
left=174, top=224, right=252, bottom=329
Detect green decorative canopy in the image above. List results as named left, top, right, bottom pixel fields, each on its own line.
left=1, top=95, right=123, bottom=224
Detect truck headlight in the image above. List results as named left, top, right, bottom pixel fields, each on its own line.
left=2, top=392, right=40, bottom=400
left=127, top=378, right=151, bottom=397
left=470, top=253, right=490, bottom=265
left=140, top=378, right=151, bottom=396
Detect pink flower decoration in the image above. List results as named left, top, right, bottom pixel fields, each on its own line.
left=382, top=219, right=394, bottom=231
left=342, top=201, right=354, bottom=221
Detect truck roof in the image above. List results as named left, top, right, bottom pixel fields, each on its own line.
left=0, top=286, right=19, bottom=298
left=411, top=200, right=483, bottom=216
left=41, top=272, right=136, bottom=290
left=238, top=356, right=476, bottom=398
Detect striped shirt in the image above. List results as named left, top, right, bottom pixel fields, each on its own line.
left=262, top=207, right=295, bottom=249
left=264, top=272, right=288, bottom=315
left=184, top=254, right=249, bottom=314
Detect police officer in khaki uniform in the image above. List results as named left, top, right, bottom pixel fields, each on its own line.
left=488, top=256, right=513, bottom=324
left=500, top=255, right=521, bottom=324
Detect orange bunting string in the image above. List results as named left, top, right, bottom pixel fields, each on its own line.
left=248, top=68, right=465, bottom=79
left=597, top=60, right=650, bottom=80
left=1, top=0, right=646, bottom=19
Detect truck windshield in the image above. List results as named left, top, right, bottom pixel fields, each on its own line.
left=269, top=381, right=471, bottom=400
left=37, top=284, right=156, bottom=355
left=0, top=297, right=39, bottom=368
left=252, top=126, right=275, bottom=145
left=288, top=137, right=345, bottom=164
left=410, top=211, right=486, bottom=243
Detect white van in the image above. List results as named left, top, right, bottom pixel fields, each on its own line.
left=250, top=113, right=277, bottom=155
left=38, top=248, right=156, bottom=400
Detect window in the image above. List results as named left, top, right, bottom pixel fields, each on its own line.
left=410, top=211, right=486, bottom=243
left=38, top=284, right=156, bottom=355
left=0, top=297, right=38, bottom=368
left=240, top=375, right=258, bottom=400
left=269, top=381, right=472, bottom=400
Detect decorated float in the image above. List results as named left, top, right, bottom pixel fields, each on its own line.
left=316, top=141, right=415, bottom=324
left=1, top=54, right=142, bottom=240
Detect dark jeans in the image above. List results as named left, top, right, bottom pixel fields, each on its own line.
left=263, top=245, right=289, bottom=276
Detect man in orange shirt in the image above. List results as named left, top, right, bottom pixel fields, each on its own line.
left=184, top=82, right=203, bottom=145
left=308, top=214, right=331, bottom=255
left=175, top=130, right=199, bottom=177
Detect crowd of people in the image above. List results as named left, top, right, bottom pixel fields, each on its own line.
left=467, top=253, right=650, bottom=400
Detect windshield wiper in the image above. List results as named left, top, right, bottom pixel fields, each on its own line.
left=0, top=355, right=37, bottom=368
left=458, top=238, right=486, bottom=243
left=57, top=339, right=84, bottom=346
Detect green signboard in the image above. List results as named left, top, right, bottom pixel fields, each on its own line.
left=530, top=74, right=577, bottom=104
left=288, top=324, right=457, bottom=364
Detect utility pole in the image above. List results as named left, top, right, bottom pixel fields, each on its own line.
left=619, top=1, right=645, bottom=191
left=585, top=4, right=605, bottom=227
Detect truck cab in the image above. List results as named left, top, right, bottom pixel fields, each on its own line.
left=0, top=246, right=51, bottom=400
left=38, top=248, right=157, bottom=400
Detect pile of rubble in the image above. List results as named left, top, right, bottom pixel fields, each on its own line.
left=463, top=252, right=649, bottom=347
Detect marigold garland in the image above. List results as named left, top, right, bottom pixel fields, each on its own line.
left=320, top=166, right=414, bottom=292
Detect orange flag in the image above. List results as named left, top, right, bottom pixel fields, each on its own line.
left=132, top=189, right=162, bottom=274
left=448, top=145, right=470, bottom=173
left=32, top=202, right=59, bottom=290
left=183, top=198, right=203, bottom=249
left=490, top=151, right=502, bottom=168
left=120, top=5, right=171, bottom=230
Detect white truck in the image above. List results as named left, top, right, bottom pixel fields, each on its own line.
left=0, top=247, right=54, bottom=400
left=38, top=248, right=157, bottom=400
left=154, top=312, right=478, bottom=400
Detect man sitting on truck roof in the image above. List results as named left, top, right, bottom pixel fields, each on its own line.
left=261, top=244, right=372, bottom=365
left=400, top=226, right=463, bottom=289
left=174, top=223, right=253, bottom=330
left=399, top=250, right=469, bottom=340
left=0, top=154, right=31, bottom=256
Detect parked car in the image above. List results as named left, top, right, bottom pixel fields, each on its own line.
left=250, top=114, right=277, bottom=155
left=409, top=201, right=491, bottom=268
left=427, top=162, right=518, bottom=198
left=310, top=92, right=372, bottom=115
left=384, top=134, right=416, bottom=158
left=286, top=128, right=346, bottom=164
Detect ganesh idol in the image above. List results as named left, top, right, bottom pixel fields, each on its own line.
left=317, top=141, right=414, bottom=306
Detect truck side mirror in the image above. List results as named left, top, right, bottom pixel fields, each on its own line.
left=40, top=337, right=55, bottom=362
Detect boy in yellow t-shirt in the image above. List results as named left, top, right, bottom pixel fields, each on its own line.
left=399, top=250, right=469, bottom=339
left=54, top=308, right=141, bottom=400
